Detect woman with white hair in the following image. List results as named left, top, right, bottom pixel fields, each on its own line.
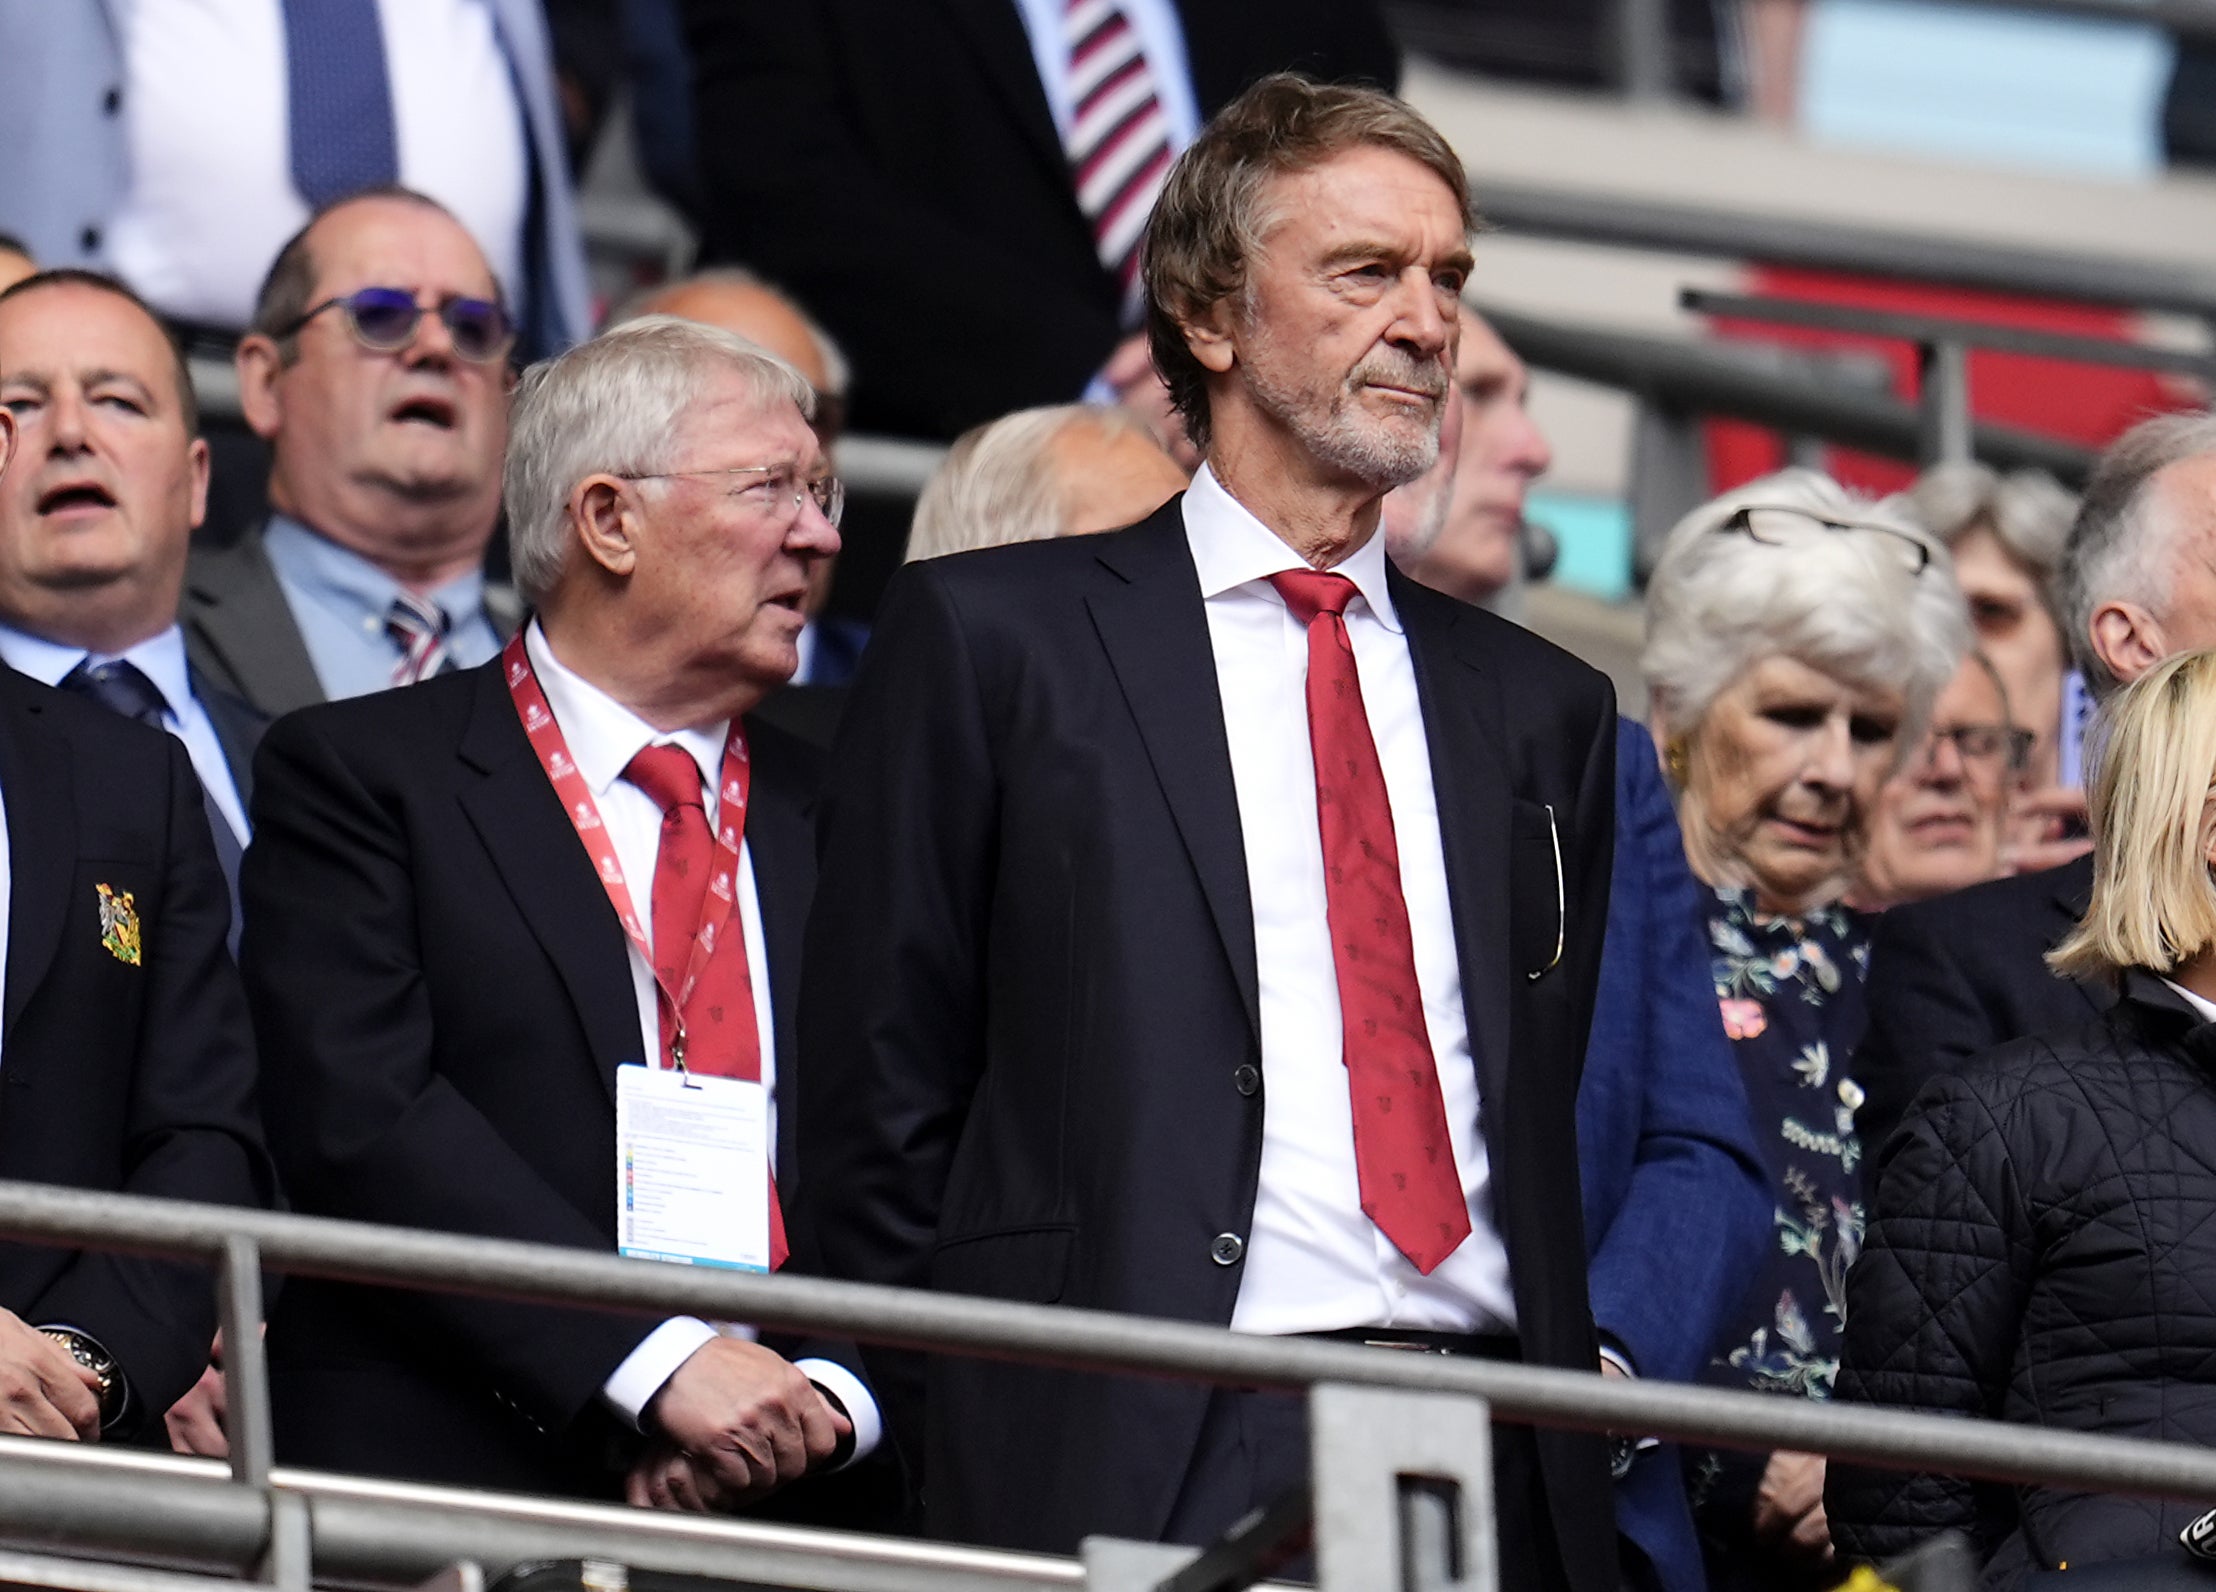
left=1832, top=648, right=2216, bottom=1586
left=1643, top=468, right=1969, bottom=1592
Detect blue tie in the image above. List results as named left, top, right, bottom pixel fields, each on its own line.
left=282, top=0, right=401, bottom=210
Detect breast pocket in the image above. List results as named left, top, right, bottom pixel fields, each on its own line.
left=1508, top=799, right=1564, bottom=983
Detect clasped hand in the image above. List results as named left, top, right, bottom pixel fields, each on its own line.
left=0, top=1308, right=103, bottom=1441
left=627, top=1337, right=849, bottom=1513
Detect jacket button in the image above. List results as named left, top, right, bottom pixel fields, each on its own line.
left=1210, top=1233, right=1244, bottom=1266
left=1233, top=1064, right=1260, bottom=1096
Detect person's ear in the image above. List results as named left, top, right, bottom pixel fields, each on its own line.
left=185, top=436, right=211, bottom=532
left=571, top=475, right=642, bottom=580
left=1181, top=298, right=1237, bottom=376
left=235, top=335, right=286, bottom=442
left=2088, top=601, right=2169, bottom=691
left=0, top=407, right=14, bottom=481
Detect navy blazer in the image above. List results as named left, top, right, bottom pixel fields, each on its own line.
left=1578, top=719, right=1770, bottom=1592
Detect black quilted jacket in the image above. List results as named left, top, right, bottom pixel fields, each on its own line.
left=1827, top=972, right=2216, bottom=1588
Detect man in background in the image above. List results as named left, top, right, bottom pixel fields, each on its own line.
left=1384, top=307, right=1553, bottom=607
left=905, top=403, right=1187, bottom=561
left=0, top=271, right=261, bottom=915
left=182, top=190, right=516, bottom=719
left=0, top=387, right=274, bottom=1453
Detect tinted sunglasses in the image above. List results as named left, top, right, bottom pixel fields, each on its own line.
left=276, top=287, right=515, bottom=364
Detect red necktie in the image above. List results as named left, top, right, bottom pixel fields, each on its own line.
left=622, top=744, right=787, bottom=1269
left=1269, top=570, right=1473, bottom=1276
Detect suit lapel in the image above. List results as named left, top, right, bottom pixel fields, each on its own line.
left=933, top=0, right=1076, bottom=190
left=454, top=665, right=640, bottom=1105
left=181, top=527, right=328, bottom=719
left=740, top=722, right=810, bottom=1187
left=1086, top=507, right=1259, bottom=1039
left=187, top=665, right=269, bottom=812
left=0, top=671, right=75, bottom=1042
left=1392, top=568, right=1516, bottom=1116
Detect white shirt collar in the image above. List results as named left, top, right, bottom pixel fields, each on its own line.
left=522, top=621, right=728, bottom=802
left=0, top=622, right=197, bottom=716
left=2163, top=977, right=2216, bottom=1026
left=1181, top=462, right=1402, bottom=634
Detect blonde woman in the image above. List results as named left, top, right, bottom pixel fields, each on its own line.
left=1830, top=648, right=2216, bottom=1587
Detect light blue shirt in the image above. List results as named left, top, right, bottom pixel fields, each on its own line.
left=1007, top=0, right=1201, bottom=152
left=0, top=622, right=249, bottom=848
left=261, top=516, right=501, bottom=702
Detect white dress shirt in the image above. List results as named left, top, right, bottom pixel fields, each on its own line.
left=0, top=623, right=250, bottom=850
left=523, top=624, right=880, bottom=1459
left=1182, top=465, right=1518, bottom=1337
left=104, top=0, right=528, bottom=331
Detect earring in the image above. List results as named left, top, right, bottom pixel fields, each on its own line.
left=1664, top=739, right=1689, bottom=786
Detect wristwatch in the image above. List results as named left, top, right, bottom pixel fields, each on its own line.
left=38, top=1327, right=124, bottom=1430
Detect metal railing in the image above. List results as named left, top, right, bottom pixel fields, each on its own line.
left=1, top=1181, right=2215, bottom=1592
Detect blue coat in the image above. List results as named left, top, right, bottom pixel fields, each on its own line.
left=0, top=0, right=591, bottom=359
left=1579, top=719, right=1771, bottom=1592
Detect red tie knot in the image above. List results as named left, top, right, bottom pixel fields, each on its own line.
left=1268, top=568, right=1360, bottom=627
left=622, top=743, right=704, bottom=815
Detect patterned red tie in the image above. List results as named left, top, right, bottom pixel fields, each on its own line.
left=1268, top=571, right=1473, bottom=1276
left=622, top=744, right=787, bottom=1269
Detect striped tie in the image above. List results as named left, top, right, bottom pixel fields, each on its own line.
left=384, top=592, right=453, bottom=686
left=1063, top=0, right=1174, bottom=322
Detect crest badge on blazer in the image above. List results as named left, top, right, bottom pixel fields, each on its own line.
left=95, top=885, right=142, bottom=967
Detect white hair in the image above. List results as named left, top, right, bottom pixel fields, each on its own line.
left=1643, top=467, right=1971, bottom=748
left=906, top=404, right=1159, bottom=561
left=504, top=315, right=815, bottom=606
left=2057, top=410, right=2216, bottom=698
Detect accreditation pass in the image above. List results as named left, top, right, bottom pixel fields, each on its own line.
left=616, top=1063, right=771, bottom=1272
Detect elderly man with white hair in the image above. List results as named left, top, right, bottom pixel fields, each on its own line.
left=904, top=403, right=1188, bottom=562
left=240, top=316, right=885, bottom=1516
left=1641, top=467, right=1969, bottom=1592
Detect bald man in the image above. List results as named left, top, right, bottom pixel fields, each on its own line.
left=614, top=270, right=864, bottom=685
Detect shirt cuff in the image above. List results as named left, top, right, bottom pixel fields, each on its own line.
left=601, top=1316, right=718, bottom=1431
left=1597, top=1345, right=1637, bottom=1379
left=796, top=1356, right=882, bottom=1467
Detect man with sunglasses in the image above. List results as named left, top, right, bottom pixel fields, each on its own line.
left=181, top=190, right=516, bottom=719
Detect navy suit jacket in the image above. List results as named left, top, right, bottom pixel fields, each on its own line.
left=1578, top=719, right=1770, bottom=1592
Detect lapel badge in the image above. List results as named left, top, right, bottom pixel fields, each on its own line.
left=96, top=884, right=142, bottom=967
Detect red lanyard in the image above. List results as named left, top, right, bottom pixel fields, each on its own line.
left=502, top=632, right=751, bottom=1064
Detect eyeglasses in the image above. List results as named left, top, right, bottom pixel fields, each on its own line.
left=617, top=464, right=845, bottom=529
left=1720, top=504, right=1932, bottom=576
left=1921, top=721, right=2035, bottom=775
left=276, top=287, right=515, bottom=364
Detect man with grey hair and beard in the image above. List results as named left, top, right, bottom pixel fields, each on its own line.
left=239, top=316, right=888, bottom=1517
left=1854, top=409, right=2216, bottom=1154
left=802, top=74, right=1618, bottom=1589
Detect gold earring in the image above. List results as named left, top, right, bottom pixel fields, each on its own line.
left=1664, top=740, right=1689, bottom=785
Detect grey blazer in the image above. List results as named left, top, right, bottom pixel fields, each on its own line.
left=183, top=525, right=521, bottom=722
left=0, top=0, right=590, bottom=357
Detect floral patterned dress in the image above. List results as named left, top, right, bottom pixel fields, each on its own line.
left=1685, top=885, right=1874, bottom=1592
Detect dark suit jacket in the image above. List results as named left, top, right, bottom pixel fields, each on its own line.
left=0, top=664, right=273, bottom=1429
left=243, top=661, right=834, bottom=1496
left=1577, top=718, right=1768, bottom=1592
left=1851, top=855, right=2106, bottom=1159
left=681, top=0, right=1400, bottom=440
left=799, top=501, right=1618, bottom=1584
left=192, top=669, right=268, bottom=814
